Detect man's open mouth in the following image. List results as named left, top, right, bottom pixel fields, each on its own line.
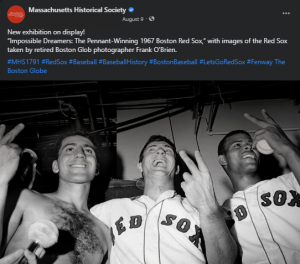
left=242, top=153, right=256, bottom=159
left=153, top=159, right=167, bottom=167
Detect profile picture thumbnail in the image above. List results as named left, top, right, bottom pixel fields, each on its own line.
left=7, top=5, right=25, bottom=23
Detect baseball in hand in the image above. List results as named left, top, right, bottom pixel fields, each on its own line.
left=256, top=140, right=274, bottom=155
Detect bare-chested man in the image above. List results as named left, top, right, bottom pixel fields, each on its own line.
left=0, top=125, right=110, bottom=264
left=0, top=124, right=38, bottom=264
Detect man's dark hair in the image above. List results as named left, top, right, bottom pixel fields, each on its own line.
left=218, top=130, right=252, bottom=156
left=139, top=135, right=178, bottom=164
left=54, top=130, right=100, bottom=171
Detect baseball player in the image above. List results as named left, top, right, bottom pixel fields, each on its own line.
left=0, top=124, right=42, bottom=264
left=219, top=109, right=300, bottom=264
left=91, top=135, right=239, bottom=264
left=0, top=125, right=110, bottom=264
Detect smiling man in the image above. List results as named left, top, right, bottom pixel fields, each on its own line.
left=91, top=135, right=238, bottom=264
left=218, top=130, right=261, bottom=192
left=220, top=110, right=300, bottom=264
left=1, top=130, right=110, bottom=264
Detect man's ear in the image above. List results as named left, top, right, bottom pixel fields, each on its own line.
left=95, top=164, right=100, bottom=176
left=175, top=165, right=180, bottom=175
left=137, top=163, right=143, bottom=173
left=52, top=160, right=59, bottom=174
left=218, top=155, right=227, bottom=166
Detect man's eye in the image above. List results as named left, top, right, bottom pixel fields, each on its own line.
left=66, top=148, right=74, bottom=152
left=148, top=148, right=155, bottom=151
left=234, top=144, right=241, bottom=147
left=86, top=149, right=93, bottom=153
left=165, top=149, right=172, bottom=152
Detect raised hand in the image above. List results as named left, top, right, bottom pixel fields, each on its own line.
left=179, top=150, right=219, bottom=214
left=244, top=109, right=295, bottom=156
left=0, top=124, right=24, bottom=145
left=0, top=124, right=24, bottom=184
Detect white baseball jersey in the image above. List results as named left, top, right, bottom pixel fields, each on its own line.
left=90, top=190, right=206, bottom=264
left=223, top=172, right=300, bottom=264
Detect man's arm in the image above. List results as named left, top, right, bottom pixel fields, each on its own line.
left=245, top=109, right=300, bottom=184
left=0, top=124, right=24, bottom=244
left=0, top=124, right=44, bottom=260
left=0, top=249, right=37, bottom=264
left=179, top=151, right=239, bottom=264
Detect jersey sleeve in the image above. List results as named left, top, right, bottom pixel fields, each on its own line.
left=90, top=200, right=113, bottom=227
left=288, top=172, right=300, bottom=193
left=278, top=172, right=300, bottom=194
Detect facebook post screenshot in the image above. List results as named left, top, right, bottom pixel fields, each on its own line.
left=0, top=0, right=300, bottom=263
left=1, top=0, right=299, bottom=80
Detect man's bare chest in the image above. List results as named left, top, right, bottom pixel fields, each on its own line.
left=21, top=199, right=105, bottom=264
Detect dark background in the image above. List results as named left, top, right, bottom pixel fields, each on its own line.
left=1, top=81, right=299, bottom=206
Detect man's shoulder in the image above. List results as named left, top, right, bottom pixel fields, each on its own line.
left=225, top=171, right=297, bottom=201
left=92, top=196, right=145, bottom=215
left=91, top=197, right=136, bottom=209
left=9, top=188, right=47, bottom=205
left=275, top=171, right=295, bottom=181
left=259, top=171, right=297, bottom=188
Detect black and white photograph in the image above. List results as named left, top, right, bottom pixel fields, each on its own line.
left=0, top=81, right=300, bottom=264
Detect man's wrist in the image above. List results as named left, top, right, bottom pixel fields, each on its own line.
left=281, top=143, right=300, bottom=159
left=198, top=209, right=226, bottom=227
left=197, top=202, right=221, bottom=217
left=0, top=179, right=10, bottom=187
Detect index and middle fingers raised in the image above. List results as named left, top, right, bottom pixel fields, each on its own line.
left=179, top=150, right=209, bottom=176
left=0, top=124, right=24, bottom=145
left=244, top=109, right=278, bottom=128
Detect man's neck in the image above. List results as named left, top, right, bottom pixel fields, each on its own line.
left=143, top=177, right=174, bottom=201
left=51, top=181, right=90, bottom=211
left=230, top=171, right=261, bottom=192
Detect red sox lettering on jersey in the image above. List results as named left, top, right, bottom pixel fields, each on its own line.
left=224, top=172, right=300, bottom=264
left=110, top=214, right=201, bottom=247
left=91, top=190, right=207, bottom=264
left=234, top=189, right=300, bottom=221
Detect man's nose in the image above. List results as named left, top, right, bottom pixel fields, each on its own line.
left=243, top=144, right=251, bottom=151
left=75, top=147, right=86, bottom=158
left=156, top=148, right=166, bottom=155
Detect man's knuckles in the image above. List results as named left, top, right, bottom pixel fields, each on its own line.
left=0, top=146, right=20, bottom=160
